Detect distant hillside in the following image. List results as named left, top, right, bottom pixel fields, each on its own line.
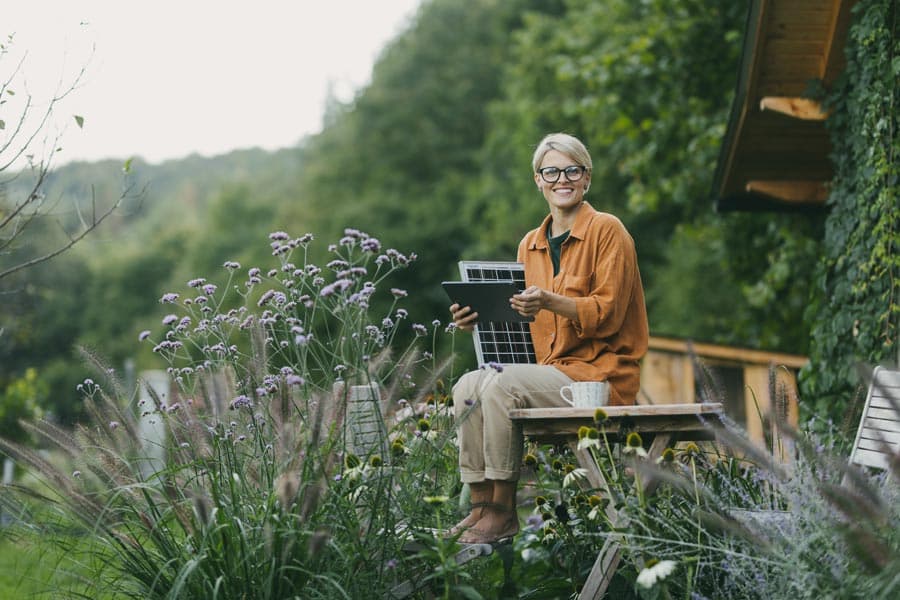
left=2, top=146, right=305, bottom=249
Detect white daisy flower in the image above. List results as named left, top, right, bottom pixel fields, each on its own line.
left=636, top=559, right=677, bottom=589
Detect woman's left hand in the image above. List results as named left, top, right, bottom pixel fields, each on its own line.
left=511, top=285, right=545, bottom=317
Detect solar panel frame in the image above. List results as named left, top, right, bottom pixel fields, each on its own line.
left=458, top=261, right=537, bottom=366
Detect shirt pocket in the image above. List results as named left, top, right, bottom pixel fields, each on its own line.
left=561, top=273, right=592, bottom=298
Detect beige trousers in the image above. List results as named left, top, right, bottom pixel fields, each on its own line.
left=453, top=364, right=574, bottom=483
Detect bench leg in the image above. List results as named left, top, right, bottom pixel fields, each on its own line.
left=580, top=537, right=622, bottom=599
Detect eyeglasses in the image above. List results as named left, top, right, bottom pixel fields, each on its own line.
left=537, top=165, right=588, bottom=183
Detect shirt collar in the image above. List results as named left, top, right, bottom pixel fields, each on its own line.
left=528, top=202, right=597, bottom=250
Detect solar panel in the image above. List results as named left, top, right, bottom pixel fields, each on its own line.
left=458, top=261, right=536, bottom=366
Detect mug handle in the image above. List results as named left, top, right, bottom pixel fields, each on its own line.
left=559, top=385, right=575, bottom=405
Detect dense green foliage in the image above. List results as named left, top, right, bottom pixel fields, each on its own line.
left=0, top=0, right=894, bottom=429
left=802, top=0, right=900, bottom=419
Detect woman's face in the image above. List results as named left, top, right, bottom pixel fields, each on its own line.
left=534, top=149, right=591, bottom=212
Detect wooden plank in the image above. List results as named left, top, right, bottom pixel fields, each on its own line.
left=639, top=351, right=690, bottom=405
left=856, top=437, right=898, bottom=452
left=648, top=337, right=808, bottom=369
left=759, top=97, right=828, bottom=120
left=852, top=448, right=891, bottom=470
left=743, top=365, right=770, bottom=450
left=874, top=369, right=900, bottom=387
left=580, top=537, right=623, bottom=600
left=866, top=406, right=900, bottom=431
left=862, top=418, right=900, bottom=435
left=745, top=180, right=827, bottom=204
left=510, top=403, right=722, bottom=420
left=871, top=396, right=900, bottom=409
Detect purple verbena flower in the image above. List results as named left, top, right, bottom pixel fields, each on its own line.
left=187, top=278, right=206, bottom=288
left=138, top=330, right=151, bottom=341
left=230, top=395, right=253, bottom=410
left=361, top=237, right=381, bottom=252
left=269, top=231, right=290, bottom=241
left=160, top=293, right=179, bottom=303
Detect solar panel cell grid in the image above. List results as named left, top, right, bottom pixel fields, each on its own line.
left=458, top=261, right=536, bottom=366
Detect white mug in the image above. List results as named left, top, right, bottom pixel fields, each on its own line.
left=560, top=381, right=609, bottom=408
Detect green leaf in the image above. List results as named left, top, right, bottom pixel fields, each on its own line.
left=0, top=119, right=4, bottom=130
left=74, top=115, right=84, bottom=128
left=123, top=158, right=133, bottom=173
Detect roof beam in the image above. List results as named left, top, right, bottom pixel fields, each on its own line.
left=745, top=180, right=828, bottom=203
left=759, top=96, right=828, bottom=120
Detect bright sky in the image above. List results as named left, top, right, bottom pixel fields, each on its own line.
left=3, top=0, right=421, bottom=166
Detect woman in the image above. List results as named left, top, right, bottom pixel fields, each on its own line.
left=449, top=132, right=649, bottom=544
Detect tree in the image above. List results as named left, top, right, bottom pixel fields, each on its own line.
left=0, top=33, right=137, bottom=284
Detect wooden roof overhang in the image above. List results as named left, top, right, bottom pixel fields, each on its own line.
left=712, top=0, right=859, bottom=212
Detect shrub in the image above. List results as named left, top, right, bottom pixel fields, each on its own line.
left=0, top=229, right=469, bottom=599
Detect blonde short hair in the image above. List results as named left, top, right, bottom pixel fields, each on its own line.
left=531, top=133, right=593, bottom=173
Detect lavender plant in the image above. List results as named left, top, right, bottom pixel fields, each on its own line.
left=0, top=229, right=467, bottom=599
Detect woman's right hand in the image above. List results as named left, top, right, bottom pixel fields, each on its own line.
left=449, top=303, right=478, bottom=331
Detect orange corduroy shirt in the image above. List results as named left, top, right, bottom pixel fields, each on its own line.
left=517, top=202, right=649, bottom=405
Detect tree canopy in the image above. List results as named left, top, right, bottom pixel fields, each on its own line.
left=2, top=0, right=894, bottom=426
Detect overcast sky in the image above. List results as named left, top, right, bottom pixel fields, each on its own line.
left=3, top=0, right=421, bottom=166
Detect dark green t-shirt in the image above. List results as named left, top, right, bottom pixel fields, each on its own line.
left=547, top=224, right=570, bottom=276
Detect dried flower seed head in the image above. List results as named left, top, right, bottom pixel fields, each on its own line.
left=417, top=418, right=431, bottom=432
left=523, top=453, right=538, bottom=467
left=593, top=408, right=608, bottom=424
left=391, top=440, right=405, bottom=457
left=275, top=472, right=299, bottom=509
left=307, top=528, right=330, bottom=557
left=424, top=495, right=448, bottom=507
left=535, top=495, right=548, bottom=506
left=588, top=494, right=603, bottom=507
left=369, top=455, right=383, bottom=468
left=626, top=432, right=643, bottom=448
left=563, top=463, right=575, bottom=474
left=682, top=442, right=700, bottom=456
left=551, top=458, right=564, bottom=471
left=578, top=425, right=591, bottom=440
left=344, top=454, right=361, bottom=469
left=588, top=427, right=600, bottom=439
left=661, top=447, right=676, bottom=463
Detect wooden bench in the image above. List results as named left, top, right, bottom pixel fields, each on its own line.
left=509, top=402, right=725, bottom=599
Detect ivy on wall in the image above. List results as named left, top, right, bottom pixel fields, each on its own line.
left=801, top=0, right=899, bottom=420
